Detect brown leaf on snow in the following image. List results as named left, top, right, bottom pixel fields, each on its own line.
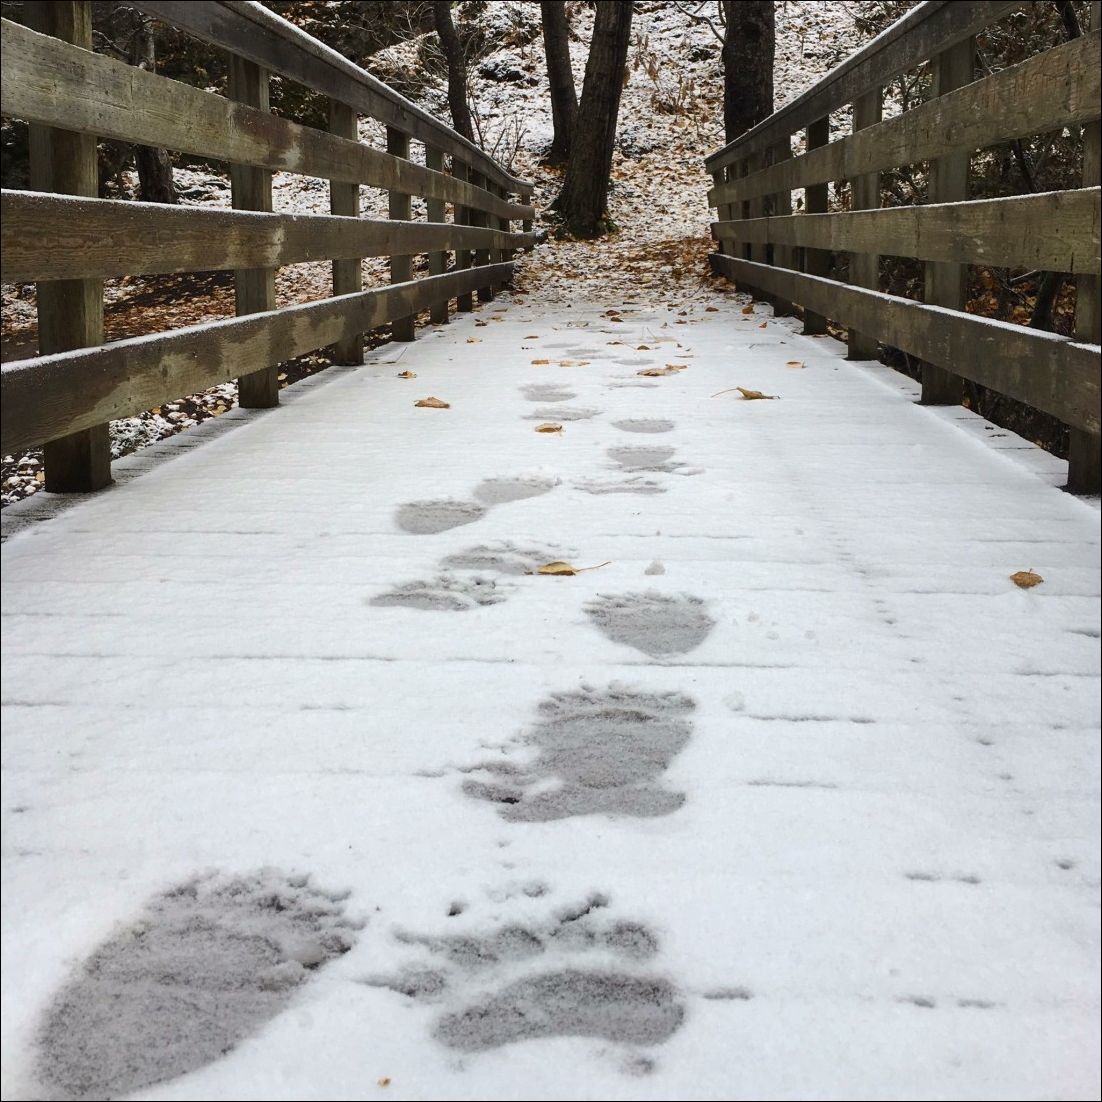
left=414, top=396, right=450, bottom=408
left=711, top=386, right=778, bottom=400
left=637, top=344, right=651, bottom=350
left=558, top=359, right=590, bottom=367
left=786, top=360, right=805, bottom=369
left=637, top=365, right=682, bottom=377
left=531, top=358, right=551, bottom=365
left=741, top=304, right=755, bottom=315
left=758, top=322, right=768, bottom=329
left=525, top=334, right=540, bottom=339
left=466, top=336, right=481, bottom=343
left=534, top=422, right=563, bottom=433
left=534, top=560, right=612, bottom=576
left=1009, top=570, right=1044, bottom=589
left=396, top=370, right=417, bottom=379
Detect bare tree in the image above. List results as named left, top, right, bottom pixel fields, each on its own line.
left=432, top=1, right=474, bottom=142
left=127, top=10, right=175, bottom=203
left=552, top=0, right=633, bottom=237
left=721, top=0, right=774, bottom=142
left=541, top=0, right=577, bottom=163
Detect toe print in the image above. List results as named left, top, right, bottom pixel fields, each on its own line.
left=371, top=574, right=506, bottom=611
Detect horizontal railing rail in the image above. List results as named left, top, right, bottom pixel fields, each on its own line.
left=0, top=0, right=535, bottom=492
left=704, top=0, right=1102, bottom=493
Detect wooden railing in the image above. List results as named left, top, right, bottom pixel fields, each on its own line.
left=0, top=0, right=535, bottom=491
left=704, top=0, right=1101, bottom=493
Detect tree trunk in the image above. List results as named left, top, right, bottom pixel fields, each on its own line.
left=541, top=0, right=577, bottom=163
left=129, top=12, right=175, bottom=203
left=551, top=0, right=632, bottom=237
left=433, top=1, right=474, bottom=142
left=721, top=0, right=774, bottom=143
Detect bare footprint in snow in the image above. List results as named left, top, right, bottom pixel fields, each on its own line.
left=371, top=574, right=505, bottom=611
left=442, top=541, right=577, bottom=575
left=474, top=475, right=560, bottom=505
left=524, top=406, right=601, bottom=421
left=462, top=684, right=694, bottom=820
left=396, top=499, right=486, bottom=535
left=585, top=592, right=715, bottom=657
left=613, top=419, right=674, bottom=434
left=607, top=445, right=683, bottom=474
left=35, top=871, right=357, bottom=1102
left=363, top=892, right=684, bottom=1055
left=520, top=383, right=575, bottom=403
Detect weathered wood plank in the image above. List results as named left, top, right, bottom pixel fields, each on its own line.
left=471, top=170, right=494, bottom=304
left=710, top=253, right=1101, bottom=434
left=767, top=138, right=795, bottom=317
left=705, top=1, right=1023, bottom=172
left=921, top=37, right=974, bottom=405
left=131, top=0, right=530, bottom=196
left=25, top=0, right=111, bottom=492
left=1, top=264, right=516, bottom=456
left=424, top=146, right=449, bottom=325
left=228, top=53, right=278, bottom=409
left=848, top=87, right=882, bottom=359
left=387, top=127, right=415, bottom=343
left=709, top=31, right=1102, bottom=209
left=329, top=99, right=363, bottom=365
left=0, top=191, right=535, bottom=282
left=711, top=190, right=1100, bottom=273
left=0, top=18, right=533, bottom=224
left=803, top=116, right=830, bottom=335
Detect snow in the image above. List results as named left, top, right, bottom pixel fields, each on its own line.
left=2, top=292, right=1099, bottom=1101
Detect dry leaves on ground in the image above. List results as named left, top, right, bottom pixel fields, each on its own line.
left=786, top=360, right=805, bottom=369
left=396, top=370, right=417, bottom=379
left=414, top=396, right=450, bottom=409
left=534, top=422, right=563, bottom=433
left=712, top=386, right=778, bottom=400
left=741, top=304, right=755, bottom=315
left=534, top=560, right=612, bottom=576
left=1009, top=570, right=1044, bottom=589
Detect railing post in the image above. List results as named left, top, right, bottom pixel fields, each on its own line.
left=470, top=170, right=494, bottom=303
left=26, top=0, right=111, bottom=492
left=425, top=146, right=449, bottom=324
left=521, top=186, right=535, bottom=251
left=1068, top=0, right=1101, bottom=492
left=848, top=88, right=882, bottom=359
left=710, top=169, right=731, bottom=257
left=386, top=127, right=415, bottom=342
left=454, top=160, right=474, bottom=313
left=802, top=116, right=830, bottom=335
left=329, top=99, right=364, bottom=362
left=920, top=37, right=973, bottom=404
left=228, top=55, right=279, bottom=407
left=767, top=137, right=794, bottom=317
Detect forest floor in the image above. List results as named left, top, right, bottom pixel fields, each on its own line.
left=3, top=295, right=1099, bottom=1101
left=0, top=0, right=867, bottom=504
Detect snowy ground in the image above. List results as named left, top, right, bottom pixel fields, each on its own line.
left=2, top=290, right=1099, bottom=1101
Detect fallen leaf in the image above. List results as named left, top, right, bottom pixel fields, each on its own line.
left=535, top=560, right=612, bottom=576
left=534, top=422, right=563, bottom=433
left=785, top=360, right=805, bottom=369
left=474, top=319, right=487, bottom=327
left=531, top=358, right=551, bottom=365
left=396, top=370, right=417, bottom=379
left=758, top=322, right=768, bottom=329
left=637, top=344, right=651, bottom=350
left=705, top=306, right=719, bottom=312
left=741, top=304, right=755, bottom=315
left=557, top=359, right=590, bottom=367
left=414, top=396, right=450, bottom=408
left=711, top=386, right=778, bottom=399
left=525, top=334, right=540, bottom=338
left=638, top=366, right=679, bottom=377
left=377, top=1078, right=391, bottom=1088
left=466, top=336, right=481, bottom=343
left=1009, top=570, right=1044, bottom=589
left=665, top=363, right=688, bottom=370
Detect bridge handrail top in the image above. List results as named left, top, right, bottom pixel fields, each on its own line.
left=131, top=0, right=532, bottom=195
left=704, top=0, right=1023, bottom=172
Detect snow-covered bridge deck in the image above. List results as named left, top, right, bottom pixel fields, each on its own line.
left=2, top=298, right=1099, bottom=1100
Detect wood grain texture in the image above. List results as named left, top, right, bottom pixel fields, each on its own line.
left=802, top=116, right=830, bottom=335
left=1, top=265, right=516, bottom=455
left=24, top=0, right=111, bottom=492
left=130, top=0, right=530, bottom=195
left=708, top=32, right=1102, bottom=209
left=711, top=190, right=1101, bottom=272
left=387, top=127, right=415, bottom=343
left=0, top=191, right=534, bottom=282
left=424, top=145, right=449, bottom=325
left=329, top=99, right=363, bottom=365
left=848, top=87, right=882, bottom=359
left=0, top=19, right=533, bottom=223
left=711, top=253, right=1101, bottom=434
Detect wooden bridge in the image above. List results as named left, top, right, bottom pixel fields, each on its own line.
left=1, top=3, right=1099, bottom=1100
